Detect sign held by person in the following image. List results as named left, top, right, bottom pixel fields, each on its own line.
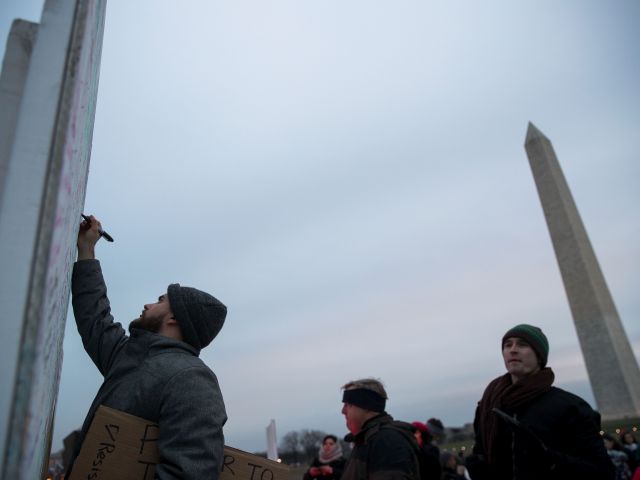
left=69, top=406, right=290, bottom=480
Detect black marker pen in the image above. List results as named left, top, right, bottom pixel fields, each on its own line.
left=81, top=214, right=114, bottom=242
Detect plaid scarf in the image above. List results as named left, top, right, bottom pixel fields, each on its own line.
left=476, top=367, right=554, bottom=464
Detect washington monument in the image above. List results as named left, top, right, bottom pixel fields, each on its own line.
left=524, top=122, right=640, bottom=420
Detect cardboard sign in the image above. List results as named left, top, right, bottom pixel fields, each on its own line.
left=221, top=446, right=290, bottom=480
left=69, top=406, right=289, bottom=480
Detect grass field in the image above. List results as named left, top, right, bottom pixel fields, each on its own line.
left=287, top=465, right=308, bottom=480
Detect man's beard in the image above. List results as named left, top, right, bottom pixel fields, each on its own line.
left=129, top=315, right=163, bottom=334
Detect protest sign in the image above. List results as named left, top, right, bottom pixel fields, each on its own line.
left=69, top=405, right=289, bottom=480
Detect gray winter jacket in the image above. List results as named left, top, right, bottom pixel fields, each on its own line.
left=67, top=259, right=227, bottom=479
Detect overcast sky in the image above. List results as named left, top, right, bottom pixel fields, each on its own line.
left=1, top=0, right=639, bottom=455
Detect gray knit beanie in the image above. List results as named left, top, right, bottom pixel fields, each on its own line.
left=167, top=283, right=227, bottom=350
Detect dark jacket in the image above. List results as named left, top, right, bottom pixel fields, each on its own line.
left=470, top=386, right=614, bottom=480
left=67, top=259, right=227, bottom=479
left=341, top=414, right=420, bottom=480
left=441, top=468, right=465, bottom=480
left=417, top=443, right=441, bottom=480
left=303, top=457, right=347, bottom=480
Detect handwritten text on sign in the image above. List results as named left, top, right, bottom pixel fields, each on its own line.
left=69, top=406, right=290, bottom=480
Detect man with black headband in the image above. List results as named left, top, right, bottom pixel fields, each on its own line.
left=340, top=378, right=420, bottom=480
left=466, top=324, right=614, bottom=480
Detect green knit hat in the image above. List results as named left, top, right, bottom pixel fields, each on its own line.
left=502, top=324, right=549, bottom=367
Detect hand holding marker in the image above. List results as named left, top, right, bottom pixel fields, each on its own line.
left=81, top=214, right=114, bottom=242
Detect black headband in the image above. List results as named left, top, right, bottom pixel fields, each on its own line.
left=342, top=388, right=386, bottom=412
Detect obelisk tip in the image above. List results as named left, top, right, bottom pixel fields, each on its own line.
left=525, top=122, right=546, bottom=143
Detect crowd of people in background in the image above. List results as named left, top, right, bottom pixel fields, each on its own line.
left=303, top=414, right=466, bottom=480
left=603, top=431, right=640, bottom=480
left=303, top=427, right=640, bottom=480
left=302, top=324, right=638, bottom=480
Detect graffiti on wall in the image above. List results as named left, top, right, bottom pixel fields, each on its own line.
left=1, top=0, right=107, bottom=477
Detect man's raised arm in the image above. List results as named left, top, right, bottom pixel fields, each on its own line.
left=72, top=215, right=127, bottom=376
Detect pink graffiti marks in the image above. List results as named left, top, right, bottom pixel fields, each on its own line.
left=19, top=1, right=107, bottom=477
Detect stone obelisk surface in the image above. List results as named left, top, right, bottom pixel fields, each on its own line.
left=524, top=122, right=640, bottom=420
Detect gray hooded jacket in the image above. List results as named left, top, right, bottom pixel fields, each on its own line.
left=67, top=259, right=227, bottom=479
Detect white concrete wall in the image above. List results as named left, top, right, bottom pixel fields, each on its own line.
left=0, top=0, right=106, bottom=477
left=0, top=20, right=38, bottom=212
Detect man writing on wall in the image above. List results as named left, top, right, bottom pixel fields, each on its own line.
left=66, top=215, right=228, bottom=479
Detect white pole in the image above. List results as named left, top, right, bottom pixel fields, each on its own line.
left=266, top=419, right=278, bottom=461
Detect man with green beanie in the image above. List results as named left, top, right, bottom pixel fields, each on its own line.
left=466, top=324, right=614, bottom=480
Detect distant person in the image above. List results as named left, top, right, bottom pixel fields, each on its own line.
left=440, top=452, right=466, bottom=480
left=621, top=431, right=640, bottom=473
left=303, top=435, right=346, bottom=480
left=411, top=421, right=441, bottom=480
left=66, top=215, right=228, bottom=479
left=466, top=324, right=614, bottom=480
left=425, top=418, right=445, bottom=446
left=340, top=378, right=420, bottom=480
left=604, top=433, right=632, bottom=480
